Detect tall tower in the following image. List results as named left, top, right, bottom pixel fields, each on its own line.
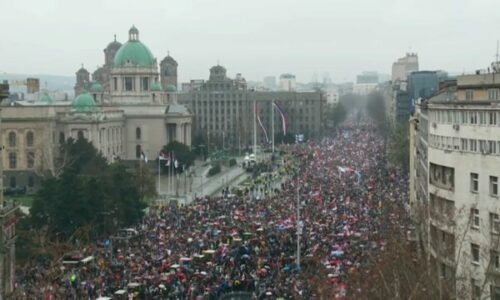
left=74, top=65, right=90, bottom=96
left=160, top=54, right=178, bottom=91
left=0, top=81, right=18, bottom=299
left=104, top=34, right=122, bottom=67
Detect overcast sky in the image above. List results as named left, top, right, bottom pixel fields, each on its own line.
left=1, top=0, right=499, bottom=83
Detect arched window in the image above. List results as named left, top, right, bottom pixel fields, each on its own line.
left=136, top=127, right=141, bottom=140
left=59, top=132, right=65, bottom=144
left=27, top=152, right=35, bottom=169
left=8, top=152, right=16, bottom=169
left=77, top=130, right=84, bottom=140
left=136, top=145, right=141, bottom=158
left=8, top=132, right=16, bottom=147
left=9, top=176, right=16, bottom=188
left=26, top=131, right=34, bottom=147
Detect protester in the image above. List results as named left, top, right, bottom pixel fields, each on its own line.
left=16, top=123, right=408, bottom=299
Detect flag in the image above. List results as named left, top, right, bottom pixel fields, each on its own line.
left=272, top=101, right=288, bottom=135
left=159, top=150, right=167, bottom=160
left=255, top=102, right=270, bottom=143
left=140, top=151, right=148, bottom=163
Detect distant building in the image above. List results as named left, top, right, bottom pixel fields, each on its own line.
left=263, top=76, right=276, bottom=90
left=392, top=53, right=419, bottom=82
left=279, top=73, right=296, bottom=91
left=410, top=69, right=500, bottom=299
left=26, top=78, right=40, bottom=94
left=353, top=71, right=379, bottom=96
left=407, top=71, right=447, bottom=112
left=356, top=71, right=379, bottom=84
left=179, top=66, right=324, bottom=150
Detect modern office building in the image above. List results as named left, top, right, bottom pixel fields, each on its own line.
left=410, top=70, right=500, bottom=299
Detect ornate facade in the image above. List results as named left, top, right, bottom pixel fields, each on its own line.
left=3, top=26, right=192, bottom=191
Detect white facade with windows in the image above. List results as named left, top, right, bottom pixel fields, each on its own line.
left=412, top=74, right=500, bottom=298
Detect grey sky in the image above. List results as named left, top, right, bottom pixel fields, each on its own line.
left=1, top=0, right=499, bottom=83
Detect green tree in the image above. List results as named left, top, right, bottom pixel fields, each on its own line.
left=325, top=103, right=347, bottom=128
left=274, top=132, right=295, bottom=144
left=367, top=91, right=388, bottom=132
left=387, top=123, right=409, bottom=171
left=162, top=141, right=196, bottom=172
left=30, top=137, right=148, bottom=241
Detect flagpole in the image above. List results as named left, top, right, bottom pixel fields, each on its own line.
left=253, top=99, right=257, bottom=159
left=158, top=156, right=161, bottom=195
left=271, top=100, right=275, bottom=153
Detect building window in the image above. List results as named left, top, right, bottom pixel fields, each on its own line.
left=470, top=139, right=477, bottom=152
left=471, top=208, right=480, bottom=229
left=466, top=90, right=474, bottom=101
left=9, top=176, right=16, bottom=188
left=492, top=251, right=500, bottom=271
left=8, top=132, right=16, bottom=147
left=471, top=173, right=479, bottom=193
left=488, top=88, right=499, bottom=100
left=470, top=111, right=478, bottom=124
left=136, top=127, right=141, bottom=140
left=8, top=152, right=16, bottom=169
left=28, top=176, right=35, bottom=187
left=490, top=176, right=498, bottom=196
left=471, top=279, right=481, bottom=300
left=471, top=244, right=480, bottom=264
left=136, top=145, right=141, bottom=159
left=489, top=112, right=497, bottom=125
left=113, top=77, right=118, bottom=91
left=77, top=130, right=84, bottom=140
left=27, top=152, right=35, bottom=169
left=142, top=77, right=149, bottom=91
left=59, top=132, right=65, bottom=144
left=479, top=112, right=487, bottom=125
left=124, top=77, right=134, bottom=91
left=490, top=213, right=500, bottom=235
left=26, top=131, right=34, bottom=147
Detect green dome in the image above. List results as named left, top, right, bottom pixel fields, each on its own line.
left=113, top=41, right=155, bottom=67
left=166, top=84, right=177, bottom=92
left=73, top=92, right=97, bottom=112
left=151, top=82, right=162, bottom=91
left=113, top=27, right=155, bottom=68
left=90, top=82, right=103, bottom=92
left=40, top=93, right=54, bottom=104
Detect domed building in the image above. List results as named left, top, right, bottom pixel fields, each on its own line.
left=71, top=26, right=191, bottom=161
left=1, top=26, right=192, bottom=192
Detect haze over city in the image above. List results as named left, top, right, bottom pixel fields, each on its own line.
left=1, top=0, right=500, bottom=82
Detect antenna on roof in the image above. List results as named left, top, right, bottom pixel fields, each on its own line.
left=496, top=40, right=499, bottom=63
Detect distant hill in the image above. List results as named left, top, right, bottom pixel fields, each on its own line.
left=0, top=72, right=75, bottom=94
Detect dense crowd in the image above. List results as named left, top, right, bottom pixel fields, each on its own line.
left=16, top=124, right=409, bottom=299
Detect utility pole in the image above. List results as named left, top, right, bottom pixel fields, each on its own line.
left=271, top=99, right=275, bottom=153
left=296, top=184, right=301, bottom=269
left=253, top=99, right=258, bottom=160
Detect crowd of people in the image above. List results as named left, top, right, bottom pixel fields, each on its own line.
left=15, top=124, right=409, bottom=299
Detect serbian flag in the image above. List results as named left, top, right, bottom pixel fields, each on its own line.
left=272, top=101, right=288, bottom=135
left=255, top=102, right=270, bottom=143
left=159, top=150, right=167, bottom=160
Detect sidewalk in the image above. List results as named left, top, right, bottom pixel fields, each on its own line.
left=156, top=158, right=246, bottom=204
